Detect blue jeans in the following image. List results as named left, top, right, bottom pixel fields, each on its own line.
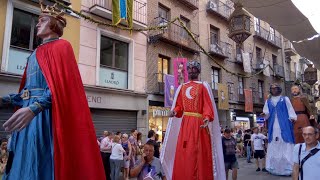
left=246, top=146, right=251, bottom=162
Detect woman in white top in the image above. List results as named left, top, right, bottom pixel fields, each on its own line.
left=110, top=135, right=125, bottom=180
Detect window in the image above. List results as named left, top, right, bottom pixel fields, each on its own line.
left=211, top=68, right=220, bottom=90
left=238, top=77, right=244, bottom=95
left=258, top=80, right=264, bottom=98
left=99, top=36, right=129, bottom=89
left=254, top=17, right=260, bottom=33
left=180, top=16, right=189, bottom=39
left=6, top=8, right=41, bottom=75
left=256, top=47, right=262, bottom=62
left=210, top=26, right=219, bottom=45
left=272, top=54, right=277, bottom=65
left=228, top=82, right=234, bottom=100
left=236, top=44, right=243, bottom=61
left=158, top=5, right=169, bottom=20
left=157, top=56, right=169, bottom=82
left=269, top=27, right=275, bottom=41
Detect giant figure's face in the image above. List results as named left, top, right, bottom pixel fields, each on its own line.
left=187, top=66, right=200, bottom=80
left=36, top=16, right=54, bottom=39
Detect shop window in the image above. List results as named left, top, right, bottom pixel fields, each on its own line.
left=157, top=56, right=169, bottom=82
left=6, top=8, right=41, bottom=75
left=148, top=106, right=170, bottom=142
left=99, top=36, right=129, bottom=89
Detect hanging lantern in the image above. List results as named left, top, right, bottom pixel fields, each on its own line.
left=304, top=64, right=318, bottom=86
left=228, top=2, right=251, bottom=45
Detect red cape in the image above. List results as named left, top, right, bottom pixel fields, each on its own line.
left=19, top=39, right=105, bottom=180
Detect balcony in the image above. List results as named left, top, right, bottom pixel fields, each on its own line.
left=207, top=0, right=234, bottom=21
left=254, top=26, right=281, bottom=49
left=255, top=60, right=265, bottom=70
left=273, top=64, right=285, bottom=78
left=177, top=0, right=199, bottom=10
left=89, top=0, right=147, bottom=28
left=252, top=90, right=265, bottom=105
left=149, top=17, right=200, bottom=53
left=209, top=41, right=232, bottom=59
left=284, top=40, right=297, bottom=56
left=153, top=73, right=165, bottom=95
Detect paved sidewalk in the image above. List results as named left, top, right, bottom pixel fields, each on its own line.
left=236, top=157, right=291, bottom=180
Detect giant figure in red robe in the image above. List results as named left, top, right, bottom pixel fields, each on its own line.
left=0, top=2, right=105, bottom=180
left=160, top=61, right=225, bottom=180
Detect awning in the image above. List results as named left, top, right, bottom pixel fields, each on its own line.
left=233, top=0, right=320, bottom=69
left=236, top=117, right=250, bottom=121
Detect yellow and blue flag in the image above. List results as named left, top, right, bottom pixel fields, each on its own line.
left=112, top=0, right=133, bottom=29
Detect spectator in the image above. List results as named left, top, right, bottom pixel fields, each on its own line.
left=146, top=130, right=156, bottom=143
left=110, top=135, right=125, bottom=180
left=251, top=127, right=267, bottom=172
left=222, top=129, right=239, bottom=180
left=129, top=129, right=138, bottom=167
left=130, top=141, right=166, bottom=180
left=121, top=134, right=132, bottom=180
left=99, top=131, right=109, bottom=142
left=0, top=153, right=8, bottom=178
left=243, top=129, right=252, bottom=163
left=100, top=131, right=114, bottom=180
left=137, top=132, right=143, bottom=159
left=146, top=130, right=160, bottom=158
left=0, top=139, right=8, bottom=156
left=236, top=130, right=243, bottom=157
left=292, top=126, right=320, bottom=180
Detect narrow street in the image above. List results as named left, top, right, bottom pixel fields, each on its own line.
left=237, top=158, right=291, bottom=180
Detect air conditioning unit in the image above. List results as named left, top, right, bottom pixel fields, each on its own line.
left=158, top=19, right=168, bottom=27
left=209, top=1, right=218, bottom=11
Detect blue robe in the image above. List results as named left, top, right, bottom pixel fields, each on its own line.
left=2, top=49, right=54, bottom=180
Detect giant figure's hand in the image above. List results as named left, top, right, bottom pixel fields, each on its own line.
left=200, top=119, right=209, bottom=129
left=3, top=107, right=35, bottom=132
left=169, top=111, right=176, bottom=117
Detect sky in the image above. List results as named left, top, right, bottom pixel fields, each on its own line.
left=292, top=0, right=320, bottom=34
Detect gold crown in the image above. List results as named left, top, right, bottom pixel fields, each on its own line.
left=39, top=0, right=66, bottom=26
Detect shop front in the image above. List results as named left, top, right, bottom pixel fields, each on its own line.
left=148, top=106, right=170, bottom=142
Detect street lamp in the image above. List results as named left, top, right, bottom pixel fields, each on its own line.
left=304, top=64, right=317, bottom=86
left=228, top=2, right=251, bottom=45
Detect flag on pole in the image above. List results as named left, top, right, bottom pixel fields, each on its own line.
left=112, top=0, right=133, bottom=29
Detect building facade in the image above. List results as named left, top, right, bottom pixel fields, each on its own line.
left=79, top=0, right=148, bottom=136
left=0, top=0, right=81, bottom=138
left=146, top=0, right=200, bottom=141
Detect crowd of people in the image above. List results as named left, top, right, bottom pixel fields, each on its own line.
left=97, top=129, right=165, bottom=180
left=220, top=124, right=319, bottom=180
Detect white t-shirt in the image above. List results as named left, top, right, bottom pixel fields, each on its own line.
left=110, top=143, right=125, bottom=160
left=251, top=133, right=266, bottom=150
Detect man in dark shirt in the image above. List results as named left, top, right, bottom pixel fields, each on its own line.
left=222, top=129, right=239, bottom=180
left=243, top=129, right=252, bottom=163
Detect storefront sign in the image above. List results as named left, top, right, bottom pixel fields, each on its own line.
left=99, top=67, right=128, bottom=89
left=164, top=74, right=176, bottom=107
left=244, top=89, right=253, bottom=112
left=218, top=83, right=229, bottom=110
left=173, top=58, right=188, bottom=88
left=7, top=48, right=30, bottom=75
left=86, top=95, right=102, bottom=104
left=150, top=106, right=171, bottom=118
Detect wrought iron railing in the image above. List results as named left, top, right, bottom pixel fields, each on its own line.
left=209, top=40, right=232, bottom=58
left=207, top=0, right=234, bottom=19
left=91, top=0, right=147, bottom=25
left=150, top=17, right=199, bottom=52
left=254, top=25, right=281, bottom=48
